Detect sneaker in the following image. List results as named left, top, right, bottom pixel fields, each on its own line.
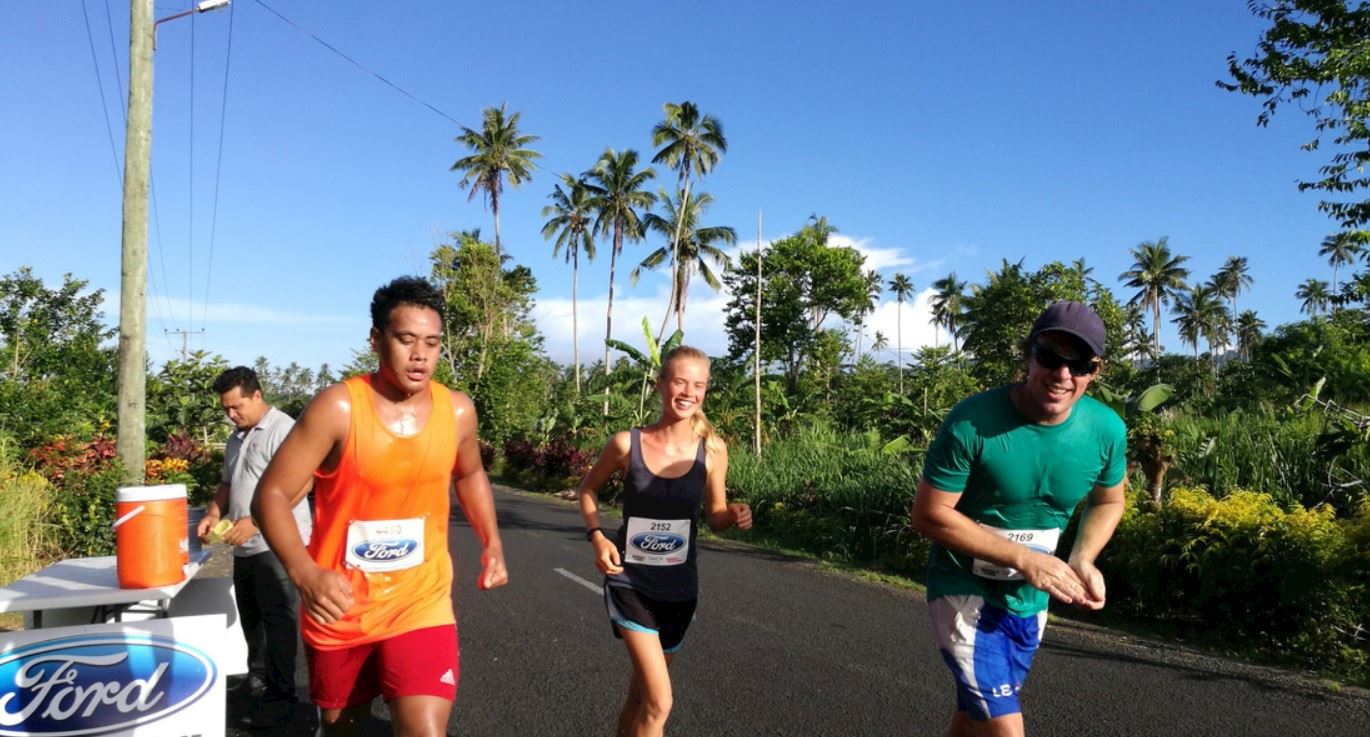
left=227, top=675, right=264, bottom=700
left=238, top=698, right=295, bottom=730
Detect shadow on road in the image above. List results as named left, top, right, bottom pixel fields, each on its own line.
left=1041, top=638, right=1340, bottom=701
left=225, top=690, right=395, bottom=736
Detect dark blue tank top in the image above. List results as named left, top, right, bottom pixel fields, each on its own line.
left=605, top=428, right=707, bottom=601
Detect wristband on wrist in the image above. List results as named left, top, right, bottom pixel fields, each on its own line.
left=586, top=527, right=606, bottom=542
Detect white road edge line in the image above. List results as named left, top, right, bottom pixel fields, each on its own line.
left=554, top=567, right=602, bottom=595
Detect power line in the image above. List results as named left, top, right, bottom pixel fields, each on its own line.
left=85, top=0, right=173, bottom=338
left=251, top=0, right=466, bottom=127
left=202, top=0, right=236, bottom=332
left=188, top=10, right=197, bottom=329
left=80, top=0, right=122, bottom=186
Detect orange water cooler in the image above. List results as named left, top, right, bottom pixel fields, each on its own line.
left=114, top=483, right=188, bottom=588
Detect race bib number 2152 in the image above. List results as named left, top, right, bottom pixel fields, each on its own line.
left=624, top=517, right=690, bottom=566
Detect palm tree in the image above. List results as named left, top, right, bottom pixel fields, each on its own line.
left=1119, top=237, right=1190, bottom=355
left=651, top=101, right=727, bottom=339
left=871, top=331, right=889, bottom=358
left=930, top=273, right=967, bottom=351
left=631, top=188, right=735, bottom=332
left=583, top=148, right=656, bottom=410
left=888, top=273, right=915, bottom=393
left=1318, top=232, right=1363, bottom=299
left=1172, top=284, right=1228, bottom=374
left=1170, top=289, right=1204, bottom=361
left=1235, top=310, right=1265, bottom=360
left=541, top=173, right=596, bottom=395
left=854, top=270, right=883, bottom=358
left=1211, top=256, right=1254, bottom=316
left=450, top=104, right=541, bottom=257
left=1296, top=278, right=1332, bottom=317
left=1123, top=302, right=1156, bottom=366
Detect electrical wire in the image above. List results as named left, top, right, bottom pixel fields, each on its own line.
left=188, top=9, right=197, bottom=330
left=201, top=0, right=235, bottom=332
left=80, top=0, right=122, bottom=187
left=251, top=0, right=465, bottom=127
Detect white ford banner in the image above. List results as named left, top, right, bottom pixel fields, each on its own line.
left=0, top=615, right=225, bottom=737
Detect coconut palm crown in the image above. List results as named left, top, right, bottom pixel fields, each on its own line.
left=451, top=104, right=541, bottom=256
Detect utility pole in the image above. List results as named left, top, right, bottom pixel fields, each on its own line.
left=116, top=0, right=153, bottom=485
left=116, top=0, right=230, bottom=485
left=754, top=210, right=762, bottom=456
left=166, top=328, right=205, bottom=360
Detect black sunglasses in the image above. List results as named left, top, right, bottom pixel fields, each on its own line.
left=1031, top=342, right=1099, bottom=376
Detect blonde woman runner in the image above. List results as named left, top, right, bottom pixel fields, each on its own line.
left=578, top=345, right=753, bottom=737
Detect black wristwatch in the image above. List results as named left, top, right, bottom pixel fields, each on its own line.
left=586, top=527, right=606, bottom=542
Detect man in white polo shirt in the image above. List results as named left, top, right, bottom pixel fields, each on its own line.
left=198, top=366, right=312, bottom=729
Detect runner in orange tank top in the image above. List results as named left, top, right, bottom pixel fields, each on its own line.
left=254, top=276, right=508, bottom=737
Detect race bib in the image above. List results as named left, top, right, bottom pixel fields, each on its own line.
left=344, top=517, right=425, bottom=573
left=624, top=517, right=691, bottom=566
left=971, top=524, right=1061, bottom=581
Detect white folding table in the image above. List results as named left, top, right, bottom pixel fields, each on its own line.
left=0, top=548, right=212, bottom=628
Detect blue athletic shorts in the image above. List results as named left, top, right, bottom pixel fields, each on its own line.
left=928, top=594, right=1048, bottom=721
left=604, top=584, right=697, bottom=653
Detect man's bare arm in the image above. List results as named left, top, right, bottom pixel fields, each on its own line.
left=252, top=384, right=356, bottom=623
left=912, top=478, right=1089, bottom=605
left=449, top=389, right=508, bottom=590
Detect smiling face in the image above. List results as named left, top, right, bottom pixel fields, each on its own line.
left=657, top=357, right=710, bottom=422
left=1016, top=330, right=1099, bottom=425
left=370, top=303, right=443, bottom=397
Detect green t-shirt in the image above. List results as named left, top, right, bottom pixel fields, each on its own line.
left=920, top=385, right=1127, bottom=615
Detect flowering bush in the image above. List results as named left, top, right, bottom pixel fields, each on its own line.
left=149, top=433, right=220, bottom=504
left=502, top=439, right=539, bottom=472
left=1104, top=487, right=1368, bottom=680
left=27, top=434, right=116, bottom=485
left=26, top=435, right=122, bottom=557
left=499, top=437, right=596, bottom=493
left=537, top=439, right=594, bottom=480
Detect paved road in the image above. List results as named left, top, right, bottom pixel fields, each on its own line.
left=225, top=486, right=1369, bottom=736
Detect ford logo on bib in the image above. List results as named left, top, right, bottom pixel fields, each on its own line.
left=352, top=539, right=418, bottom=562
left=0, top=634, right=215, bottom=736
left=630, top=533, right=686, bottom=553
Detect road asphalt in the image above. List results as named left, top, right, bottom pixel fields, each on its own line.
left=208, top=485, right=1368, bottom=736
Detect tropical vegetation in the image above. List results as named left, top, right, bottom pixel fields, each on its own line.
left=5, top=68, right=1370, bottom=683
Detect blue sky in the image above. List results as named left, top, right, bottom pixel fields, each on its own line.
left=0, top=1, right=1345, bottom=373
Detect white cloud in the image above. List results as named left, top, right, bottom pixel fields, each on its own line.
left=852, top=288, right=952, bottom=357
left=733, top=233, right=941, bottom=277
left=828, top=234, right=919, bottom=273
left=532, top=279, right=733, bottom=366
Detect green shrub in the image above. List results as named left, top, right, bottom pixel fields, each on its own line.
left=0, top=441, right=57, bottom=585
left=1167, top=409, right=1370, bottom=514
left=28, top=434, right=122, bottom=558
left=1104, top=487, right=1368, bottom=680
left=727, top=426, right=927, bottom=572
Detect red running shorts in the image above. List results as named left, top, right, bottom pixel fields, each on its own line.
left=306, top=624, right=459, bottom=709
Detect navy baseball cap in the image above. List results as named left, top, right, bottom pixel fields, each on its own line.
left=1029, top=301, right=1106, bottom=358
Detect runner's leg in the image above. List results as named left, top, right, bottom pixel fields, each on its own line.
left=388, top=695, right=452, bottom=737
left=318, top=704, right=371, bottom=737
left=948, top=710, right=1024, bottom=737
left=617, top=626, right=674, bottom=737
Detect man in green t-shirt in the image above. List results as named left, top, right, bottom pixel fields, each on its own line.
left=911, top=301, right=1127, bottom=737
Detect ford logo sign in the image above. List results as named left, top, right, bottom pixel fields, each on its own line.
left=0, top=634, right=215, bottom=736
left=630, top=533, right=686, bottom=553
left=353, top=540, right=418, bottom=561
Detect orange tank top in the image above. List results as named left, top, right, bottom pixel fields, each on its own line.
left=302, top=375, right=458, bottom=649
